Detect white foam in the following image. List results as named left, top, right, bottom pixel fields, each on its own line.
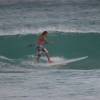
left=0, top=55, right=14, bottom=61
left=0, top=25, right=99, bottom=36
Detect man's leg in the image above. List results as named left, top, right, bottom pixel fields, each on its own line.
left=35, top=46, right=41, bottom=63
left=43, top=48, right=53, bottom=63
left=36, top=55, right=41, bottom=63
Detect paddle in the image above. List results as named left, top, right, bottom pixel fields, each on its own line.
left=27, top=44, right=35, bottom=47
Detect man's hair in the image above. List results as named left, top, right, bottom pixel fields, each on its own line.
left=41, top=31, right=48, bottom=35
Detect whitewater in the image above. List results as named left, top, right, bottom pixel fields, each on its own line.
left=0, top=0, right=100, bottom=100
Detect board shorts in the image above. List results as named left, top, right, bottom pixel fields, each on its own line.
left=36, top=45, right=48, bottom=57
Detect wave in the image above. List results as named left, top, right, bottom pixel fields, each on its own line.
left=0, top=54, right=99, bottom=70
left=0, top=32, right=100, bottom=59
left=0, top=26, right=100, bottom=36
left=0, top=32, right=100, bottom=69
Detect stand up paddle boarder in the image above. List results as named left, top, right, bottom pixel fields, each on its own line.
left=35, top=31, right=53, bottom=63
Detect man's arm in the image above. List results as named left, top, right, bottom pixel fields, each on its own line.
left=44, top=36, right=54, bottom=44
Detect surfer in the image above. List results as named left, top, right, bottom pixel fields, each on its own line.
left=35, top=31, right=53, bottom=63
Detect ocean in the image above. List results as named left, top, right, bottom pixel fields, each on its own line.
left=0, top=0, right=100, bottom=100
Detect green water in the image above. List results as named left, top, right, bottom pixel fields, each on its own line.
left=0, top=32, right=100, bottom=69
left=0, top=33, right=100, bottom=58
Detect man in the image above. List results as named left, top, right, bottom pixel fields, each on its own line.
left=35, top=31, right=53, bottom=63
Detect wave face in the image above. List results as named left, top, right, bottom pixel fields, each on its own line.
left=0, top=32, right=100, bottom=69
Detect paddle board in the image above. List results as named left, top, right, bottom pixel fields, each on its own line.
left=34, top=56, right=88, bottom=67
left=49, top=56, right=88, bottom=66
